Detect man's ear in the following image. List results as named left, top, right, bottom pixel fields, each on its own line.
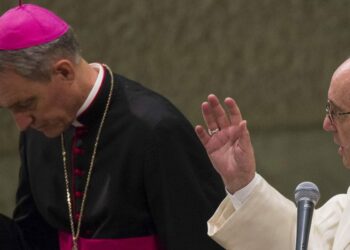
left=52, top=59, right=75, bottom=82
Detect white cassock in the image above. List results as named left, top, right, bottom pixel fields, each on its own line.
left=208, top=174, right=350, bottom=250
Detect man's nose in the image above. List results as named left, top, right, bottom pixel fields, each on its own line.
left=12, top=113, right=33, bottom=131
left=323, top=115, right=336, bottom=132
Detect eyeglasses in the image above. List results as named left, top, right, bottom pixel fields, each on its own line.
left=326, top=100, right=350, bottom=125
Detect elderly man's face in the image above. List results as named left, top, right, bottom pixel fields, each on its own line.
left=324, top=59, right=350, bottom=168
left=0, top=70, right=77, bottom=138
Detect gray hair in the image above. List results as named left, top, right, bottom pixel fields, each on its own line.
left=0, top=28, right=81, bottom=81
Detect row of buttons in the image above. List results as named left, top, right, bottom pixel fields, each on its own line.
left=72, top=127, right=87, bottom=222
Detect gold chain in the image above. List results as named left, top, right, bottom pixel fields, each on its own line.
left=60, top=64, right=115, bottom=250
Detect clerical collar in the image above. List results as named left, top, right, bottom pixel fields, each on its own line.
left=72, top=63, right=105, bottom=127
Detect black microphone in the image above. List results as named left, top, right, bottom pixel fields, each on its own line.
left=294, top=182, right=320, bottom=250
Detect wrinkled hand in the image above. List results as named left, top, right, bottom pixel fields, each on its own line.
left=195, top=94, right=256, bottom=194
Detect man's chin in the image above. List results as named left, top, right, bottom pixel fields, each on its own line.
left=42, top=131, right=62, bottom=138
left=39, top=127, right=65, bottom=138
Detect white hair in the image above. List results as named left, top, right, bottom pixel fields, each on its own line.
left=0, top=28, right=81, bottom=81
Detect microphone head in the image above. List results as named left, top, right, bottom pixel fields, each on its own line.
left=294, top=181, right=320, bottom=205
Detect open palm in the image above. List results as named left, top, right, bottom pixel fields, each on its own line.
left=195, top=94, right=256, bottom=194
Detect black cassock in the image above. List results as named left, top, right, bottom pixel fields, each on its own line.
left=12, top=67, right=225, bottom=250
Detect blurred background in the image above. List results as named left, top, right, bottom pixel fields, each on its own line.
left=1, top=0, right=350, bottom=216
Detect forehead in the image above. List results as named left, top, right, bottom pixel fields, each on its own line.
left=329, top=61, right=350, bottom=107
left=0, top=70, right=35, bottom=90
left=0, top=70, right=44, bottom=108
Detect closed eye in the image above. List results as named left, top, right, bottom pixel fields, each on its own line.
left=11, top=97, right=37, bottom=113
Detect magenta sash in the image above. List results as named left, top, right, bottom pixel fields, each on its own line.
left=59, top=231, right=160, bottom=250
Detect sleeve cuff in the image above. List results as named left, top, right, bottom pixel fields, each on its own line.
left=227, top=173, right=262, bottom=210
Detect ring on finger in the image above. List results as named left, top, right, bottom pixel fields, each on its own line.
left=208, top=128, right=219, bottom=136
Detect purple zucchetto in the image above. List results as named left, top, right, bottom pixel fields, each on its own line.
left=0, top=4, right=69, bottom=50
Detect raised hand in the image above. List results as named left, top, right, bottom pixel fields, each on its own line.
left=195, top=94, right=256, bottom=194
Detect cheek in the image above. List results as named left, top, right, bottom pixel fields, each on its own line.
left=32, top=105, right=67, bottom=125
left=343, top=151, right=350, bottom=169
left=336, top=124, right=350, bottom=147
left=40, top=95, right=68, bottom=116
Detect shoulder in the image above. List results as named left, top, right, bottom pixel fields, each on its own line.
left=115, top=74, right=189, bottom=128
left=317, top=192, right=349, bottom=217
left=313, top=191, right=349, bottom=237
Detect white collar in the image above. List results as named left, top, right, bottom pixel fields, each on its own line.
left=72, top=63, right=105, bottom=127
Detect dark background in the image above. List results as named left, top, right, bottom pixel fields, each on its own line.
left=1, top=0, right=350, bottom=216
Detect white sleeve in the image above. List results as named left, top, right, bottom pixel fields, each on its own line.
left=228, top=173, right=262, bottom=209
